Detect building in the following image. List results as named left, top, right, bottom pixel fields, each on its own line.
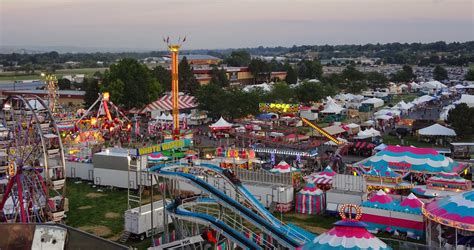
left=177, top=54, right=221, bottom=65
left=1, top=89, right=85, bottom=107
left=193, top=66, right=287, bottom=85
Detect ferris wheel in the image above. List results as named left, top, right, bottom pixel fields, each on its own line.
left=0, top=95, right=66, bottom=223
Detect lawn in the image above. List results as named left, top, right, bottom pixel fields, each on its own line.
left=276, top=212, right=338, bottom=234
left=388, top=93, right=418, bottom=106
left=382, top=134, right=439, bottom=148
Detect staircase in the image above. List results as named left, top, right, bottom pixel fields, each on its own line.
left=269, top=202, right=276, bottom=213
left=119, top=231, right=131, bottom=243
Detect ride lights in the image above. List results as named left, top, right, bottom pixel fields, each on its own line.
left=338, top=204, right=362, bottom=221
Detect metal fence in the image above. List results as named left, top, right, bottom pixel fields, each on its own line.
left=232, top=167, right=292, bottom=186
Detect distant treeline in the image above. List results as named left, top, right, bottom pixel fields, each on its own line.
left=1, top=41, right=473, bottom=70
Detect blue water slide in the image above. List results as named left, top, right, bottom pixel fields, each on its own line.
left=166, top=201, right=260, bottom=250
left=154, top=166, right=301, bottom=248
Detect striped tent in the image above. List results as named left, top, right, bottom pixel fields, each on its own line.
left=295, top=183, right=325, bottom=214
left=141, top=94, right=197, bottom=112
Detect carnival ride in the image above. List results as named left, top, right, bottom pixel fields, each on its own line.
left=0, top=95, right=66, bottom=223
left=151, top=162, right=313, bottom=249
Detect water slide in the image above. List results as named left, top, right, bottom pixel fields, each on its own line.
left=153, top=165, right=302, bottom=248
left=166, top=200, right=261, bottom=250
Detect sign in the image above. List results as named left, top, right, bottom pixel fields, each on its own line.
left=388, top=162, right=411, bottom=168
left=259, top=103, right=299, bottom=113
left=136, top=139, right=188, bottom=156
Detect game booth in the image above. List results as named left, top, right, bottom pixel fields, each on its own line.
left=361, top=190, right=425, bottom=239
left=295, top=183, right=325, bottom=215
left=363, top=165, right=414, bottom=193
left=302, top=204, right=392, bottom=250
left=303, top=166, right=336, bottom=190
left=423, top=190, right=474, bottom=248
left=412, top=171, right=472, bottom=198
left=209, top=117, right=233, bottom=138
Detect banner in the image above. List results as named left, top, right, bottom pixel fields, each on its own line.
left=259, top=103, right=299, bottom=113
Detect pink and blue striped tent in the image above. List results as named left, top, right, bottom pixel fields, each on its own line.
left=295, top=183, right=324, bottom=214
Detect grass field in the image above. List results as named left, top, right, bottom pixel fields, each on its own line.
left=388, top=93, right=418, bottom=106
left=382, top=134, right=437, bottom=148
left=0, top=68, right=107, bottom=82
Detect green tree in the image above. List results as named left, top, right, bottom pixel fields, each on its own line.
left=285, top=65, right=298, bottom=85
left=210, top=66, right=229, bottom=88
left=101, top=58, right=162, bottom=109
left=83, top=77, right=100, bottom=107
left=366, top=72, right=389, bottom=89
left=152, top=65, right=171, bottom=91
left=224, top=50, right=251, bottom=67
left=57, top=78, right=71, bottom=90
left=390, top=70, right=411, bottom=83
left=447, top=103, right=474, bottom=139
left=295, top=81, right=324, bottom=104
left=342, top=65, right=365, bottom=82
left=465, top=68, right=474, bottom=81
left=249, top=59, right=270, bottom=84
left=402, top=65, right=415, bottom=79
left=179, top=57, right=200, bottom=95
left=433, top=65, right=448, bottom=81
left=268, top=82, right=294, bottom=103
left=195, top=83, right=226, bottom=119
left=298, top=60, right=323, bottom=80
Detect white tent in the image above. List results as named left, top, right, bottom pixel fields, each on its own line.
left=361, top=98, right=384, bottom=108
left=242, top=83, right=272, bottom=92
left=394, top=100, right=414, bottom=111
left=209, top=117, right=232, bottom=129
left=455, top=94, right=474, bottom=108
left=421, top=80, right=447, bottom=90
left=367, top=128, right=381, bottom=137
left=412, top=95, right=435, bottom=105
left=347, top=123, right=360, bottom=129
left=418, top=123, right=456, bottom=137
left=324, top=137, right=348, bottom=146
left=374, top=109, right=401, bottom=117
left=375, top=114, right=393, bottom=120
left=321, top=97, right=344, bottom=114
left=362, top=120, right=375, bottom=126
left=409, top=82, right=421, bottom=90
left=439, top=105, right=455, bottom=121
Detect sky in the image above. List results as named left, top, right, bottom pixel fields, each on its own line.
left=1, top=0, right=473, bottom=51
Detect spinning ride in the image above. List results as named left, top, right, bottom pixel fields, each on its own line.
left=0, top=95, right=66, bottom=223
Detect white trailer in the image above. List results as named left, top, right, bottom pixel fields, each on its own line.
left=93, top=168, right=155, bottom=189
left=125, top=199, right=172, bottom=240
left=66, top=162, right=94, bottom=181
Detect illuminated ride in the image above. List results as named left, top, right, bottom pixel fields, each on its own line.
left=74, top=92, right=131, bottom=145
left=0, top=95, right=66, bottom=223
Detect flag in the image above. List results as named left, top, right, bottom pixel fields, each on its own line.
left=183, top=36, right=187, bottom=43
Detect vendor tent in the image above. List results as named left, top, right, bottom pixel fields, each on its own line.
left=412, top=95, right=435, bottom=105
left=305, top=166, right=336, bottom=185
left=209, top=117, right=232, bottom=130
left=375, top=114, right=393, bottom=121
left=456, top=94, right=474, bottom=108
left=361, top=98, right=385, bottom=108
left=362, top=145, right=463, bottom=173
left=295, top=183, right=324, bottom=214
left=321, top=97, right=344, bottom=114
left=418, top=123, right=456, bottom=137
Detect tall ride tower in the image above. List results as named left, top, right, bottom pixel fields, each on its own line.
left=165, top=37, right=186, bottom=140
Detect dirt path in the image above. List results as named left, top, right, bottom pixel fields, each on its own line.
left=78, top=205, right=93, bottom=210
left=78, top=226, right=112, bottom=237
left=105, top=212, right=120, bottom=219
left=86, top=193, right=106, bottom=198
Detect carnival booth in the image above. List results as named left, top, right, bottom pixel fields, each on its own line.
left=363, top=165, right=414, bottom=192
left=304, top=166, right=336, bottom=190
left=209, top=117, right=232, bottom=138
left=270, top=160, right=299, bottom=173
left=148, top=152, right=169, bottom=163
left=426, top=172, right=472, bottom=192
left=295, top=183, right=325, bottom=214
left=423, top=190, right=474, bottom=248
left=302, top=204, right=392, bottom=250
left=361, top=190, right=424, bottom=239
left=362, top=145, right=464, bottom=174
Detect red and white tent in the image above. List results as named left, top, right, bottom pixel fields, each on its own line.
left=141, top=94, right=197, bottom=113
left=209, top=117, right=232, bottom=130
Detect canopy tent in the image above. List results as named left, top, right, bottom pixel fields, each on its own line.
left=356, top=128, right=381, bottom=139
left=270, top=160, right=299, bottom=173
left=209, top=117, right=232, bottom=130
left=375, top=114, right=393, bottom=121
left=418, top=123, right=456, bottom=137
left=347, top=123, right=360, bottom=128
left=439, top=105, right=455, bottom=121
left=426, top=172, right=472, bottom=192
left=324, top=137, right=348, bottom=146
left=400, top=193, right=423, bottom=214
left=412, top=95, right=435, bottom=105
left=374, top=109, right=401, bottom=117
left=394, top=100, right=415, bottom=111
left=295, top=183, right=325, bottom=214
left=365, top=165, right=401, bottom=178
left=321, top=125, right=346, bottom=136
left=302, top=216, right=392, bottom=250
left=363, top=190, right=396, bottom=210
left=362, top=120, right=375, bottom=126
left=423, top=190, right=474, bottom=231
left=362, top=145, right=464, bottom=174
left=455, top=94, right=474, bottom=108
left=421, top=80, right=447, bottom=90
left=361, top=98, right=385, bottom=108
left=242, top=83, right=272, bottom=92
left=141, top=94, right=197, bottom=112
left=321, top=97, right=344, bottom=114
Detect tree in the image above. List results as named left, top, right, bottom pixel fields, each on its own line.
left=83, top=77, right=100, bottom=107
left=433, top=65, right=448, bottom=81
left=152, top=65, right=171, bottom=91
left=447, top=103, right=474, bottom=139
left=465, top=68, right=474, bottom=81
left=210, top=66, right=229, bottom=88
left=402, top=65, right=415, bottom=79
left=285, top=65, right=297, bottom=85
left=195, top=84, right=226, bottom=119
left=295, top=81, right=326, bottom=104
left=224, top=50, right=251, bottom=67
left=366, top=72, right=389, bottom=89
left=342, top=65, right=365, bottom=82
left=179, top=57, right=200, bottom=95
left=101, top=58, right=162, bottom=109
left=390, top=70, right=411, bottom=83
left=57, top=78, right=71, bottom=90
left=268, top=82, right=294, bottom=103
left=248, top=59, right=270, bottom=84
left=297, top=60, right=323, bottom=80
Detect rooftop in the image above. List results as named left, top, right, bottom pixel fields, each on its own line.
left=3, top=89, right=85, bottom=96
